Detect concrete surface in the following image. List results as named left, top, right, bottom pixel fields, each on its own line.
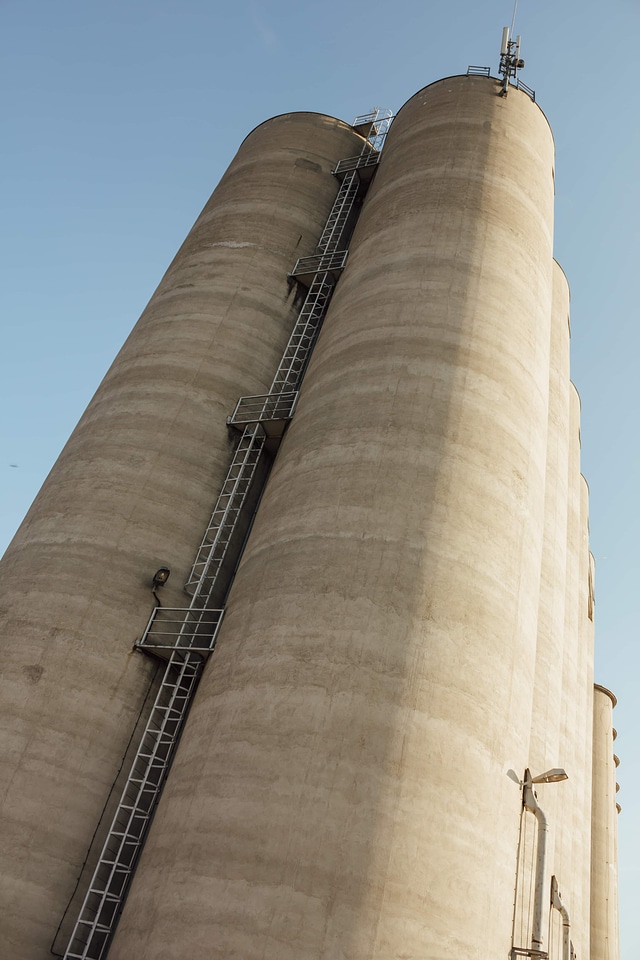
left=111, top=76, right=557, bottom=960
left=0, top=111, right=363, bottom=959
left=591, top=684, right=620, bottom=960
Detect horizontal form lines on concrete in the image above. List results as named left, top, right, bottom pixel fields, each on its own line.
left=66, top=127, right=384, bottom=958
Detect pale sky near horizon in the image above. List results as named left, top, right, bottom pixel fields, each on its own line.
left=2, top=0, right=639, bottom=954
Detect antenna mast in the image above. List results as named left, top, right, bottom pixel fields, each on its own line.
left=498, top=20, right=525, bottom=96
left=510, top=0, right=519, bottom=38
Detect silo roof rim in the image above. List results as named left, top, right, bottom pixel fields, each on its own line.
left=393, top=74, right=554, bottom=148
left=239, top=112, right=368, bottom=150
left=594, top=683, right=617, bottom=707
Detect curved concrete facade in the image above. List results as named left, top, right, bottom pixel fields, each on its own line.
left=574, top=475, right=595, bottom=953
left=111, top=76, right=556, bottom=960
left=554, top=383, right=583, bottom=951
left=0, top=112, right=364, bottom=958
left=529, top=262, right=570, bottom=775
left=591, top=685, right=620, bottom=960
left=516, top=261, right=570, bottom=953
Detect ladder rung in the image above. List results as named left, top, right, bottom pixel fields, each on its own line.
left=90, top=886, right=128, bottom=899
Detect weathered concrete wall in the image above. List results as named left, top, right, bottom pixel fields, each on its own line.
left=111, top=76, right=556, bottom=960
left=0, top=112, right=363, bottom=959
left=554, top=383, right=584, bottom=955
left=529, top=262, right=570, bottom=773
left=574, top=474, right=595, bottom=954
left=591, top=685, right=620, bottom=960
left=515, top=261, right=570, bottom=954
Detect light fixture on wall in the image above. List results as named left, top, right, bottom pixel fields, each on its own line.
left=152, top=566, right=171, bottom=589
left=529, top=767, right=568, bottom=785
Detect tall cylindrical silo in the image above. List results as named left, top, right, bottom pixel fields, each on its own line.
left=515, top=260, right=570, bottom=952
left=0, top=113, right=364, bottom=959
left=573, top=474, right=595, bottom=954
left=591, top=685, right=620, bottom=960
left=529, top=261, right=570, bottom=771
left=110, top=76, right=556, bottom=960
left=554, top=382, right=583, bottom=950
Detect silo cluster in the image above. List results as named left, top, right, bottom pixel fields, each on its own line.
left=0, top=74, right=619, bottom=960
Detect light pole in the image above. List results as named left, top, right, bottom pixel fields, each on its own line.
left=522, top=768, right=569, bottom=954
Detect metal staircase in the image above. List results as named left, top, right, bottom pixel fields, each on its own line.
left=185, top=264, right=339, bottom=602
left=63, top=108, right=392, bottom=960
left=269, top=271, right=336, bottom=394
left=187, top=137, right=389, bottom=602
left=317, top=168, right=360, bottom=253
left=64, top=648, right=209, bottom=960
left=187, top=424, right=266, bottom=606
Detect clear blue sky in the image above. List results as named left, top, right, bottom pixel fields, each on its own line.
left=2, top=0, right=639, bottom=953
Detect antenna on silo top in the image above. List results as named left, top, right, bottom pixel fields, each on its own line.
left=498, top=3, right=525, bottom=97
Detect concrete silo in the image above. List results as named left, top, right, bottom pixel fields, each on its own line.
left=113, top=76, right=556, bottom=960
left=0, top=113, right=366, bottom=959
left=591, top=685, right=620, bottom=960
left=522, top=261, right=570, bottom=953
left=0, top=67, right=620, bottom=960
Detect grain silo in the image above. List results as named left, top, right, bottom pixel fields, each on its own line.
left=0, top=46, right=620, bottom=960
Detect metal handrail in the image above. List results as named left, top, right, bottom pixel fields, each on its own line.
left=138, top=607, right=224, bottom=653
left=516, top=78, right=536, bottom=101
left=333, top=153, right=380, bottom=176
left=228, top=392, right=298, bottom=425
left=289, top=250, right=348, bottom=278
